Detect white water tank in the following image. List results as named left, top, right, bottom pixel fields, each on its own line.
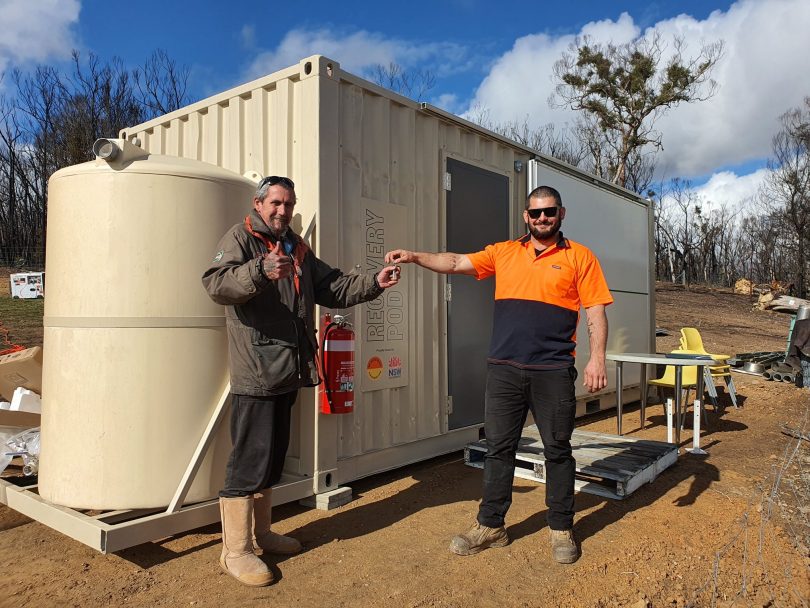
left=38, top=139, right=255, bottom=510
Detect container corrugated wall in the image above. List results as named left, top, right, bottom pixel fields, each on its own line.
left=331, top=76, right=527, bottom=473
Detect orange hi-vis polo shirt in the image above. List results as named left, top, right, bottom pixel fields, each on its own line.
left=466, top=232, right=613, bottom=370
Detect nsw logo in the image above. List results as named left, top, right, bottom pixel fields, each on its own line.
left=388, top=355, right=402, bottom=378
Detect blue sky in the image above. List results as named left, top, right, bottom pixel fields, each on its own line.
left=3, top=0, right=809, bottom=208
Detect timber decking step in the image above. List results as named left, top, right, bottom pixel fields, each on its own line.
left=464, top=428, right=679, bottom=500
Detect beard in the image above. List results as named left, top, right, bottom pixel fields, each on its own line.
left=267, top=218, right=290, bottom=239
left=528, top=220, right=560, bottom=241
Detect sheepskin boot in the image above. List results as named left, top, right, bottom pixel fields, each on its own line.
left=253, top=488, right=302, bottom=555
left=219, top=496, right=274, bottom=586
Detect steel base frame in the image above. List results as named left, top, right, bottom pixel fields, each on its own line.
left=0, top=383, right=316, bottom=554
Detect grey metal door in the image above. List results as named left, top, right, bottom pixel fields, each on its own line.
left=446, top=158, right=510, bottom=430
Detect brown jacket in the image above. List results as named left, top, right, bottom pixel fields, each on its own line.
left=202, top=210, right=383, bottom=396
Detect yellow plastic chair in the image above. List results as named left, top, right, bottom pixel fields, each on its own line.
left=648, top=350, right=715, bottom=440
left=648, top=354, right=711, bottom=408
left=680, top=327, right=738, bottom=408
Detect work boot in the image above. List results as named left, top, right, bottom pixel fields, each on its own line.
left=253, top=488, right=302, bottom=555
left=449, top=521, right=509, bottom=556
left=219, top=497, right=274, bottom=586
left=550, top=528, right=579, bottom=564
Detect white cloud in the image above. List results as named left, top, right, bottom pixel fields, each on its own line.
left=432, top=93, right=463, bottom=114
left=240, top=25, right=256, bottom=50
left=462, top=13, right=638, bottom=129
left=652, top=0, right=810, bottom=179
left=465, top=0, right=810, bottom=181
left=688, top=168, right=768, bottom=211
left=0, top=0, right=79, bottom=77
left=655, top=167, right=766, bottom=219
left=243, top=27, right=470, bottom=83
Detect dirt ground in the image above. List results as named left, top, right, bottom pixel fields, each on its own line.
left=1, top=284, right=808, bottom=607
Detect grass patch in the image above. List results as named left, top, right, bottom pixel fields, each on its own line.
left=0, top=295, right=44, bottom=349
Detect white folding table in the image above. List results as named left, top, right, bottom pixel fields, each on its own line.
left=605, top=352, right=725, bottom=454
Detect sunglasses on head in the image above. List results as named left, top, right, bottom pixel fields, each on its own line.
left=259, top=175, right=295, bottom=189
left=526, top=206, right=559, bottom=219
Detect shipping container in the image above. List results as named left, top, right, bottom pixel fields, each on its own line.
left=119, top=55, right=654, bottom=506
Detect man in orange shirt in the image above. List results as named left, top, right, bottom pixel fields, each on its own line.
left=385, top=185, right=612, bottom=563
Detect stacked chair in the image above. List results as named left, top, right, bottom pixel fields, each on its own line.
left=679, top=327, right=738, bottom=409
left=648, top=350, right=717, bottom=438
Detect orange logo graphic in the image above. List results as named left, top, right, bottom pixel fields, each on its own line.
left=366, top=356, right=383, bottom=380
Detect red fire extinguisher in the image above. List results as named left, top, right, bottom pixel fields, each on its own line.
left=319, top=313, right=355, bottom=414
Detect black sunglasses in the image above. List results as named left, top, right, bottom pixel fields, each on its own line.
left=526, top=206, right=560, bottom=219
left=259, top=175, right=295, bottom=189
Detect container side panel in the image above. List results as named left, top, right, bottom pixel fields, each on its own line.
left=223, top=97, right=243, bottom=175
left=413, top=114, right=443, bottom=440
left=166, top=118, right=182, bottom=157
left=340, top=84, right=364, bottom=205
left=203, top=106, right=221, bottom=167
left=245, top=88, right=266, bottom=174
left=389, top=103, right=417, bottom=443
left=337, top=87, right=448, bottom=459
left=271, top=80, right=291, bottom=175
left=186, top=113, right=202, bottom=161
left=527, top=160, right=652, bottom=399
left=528, top=162, right=650, bottom=295
left=362, top=93, right=391, bottom=202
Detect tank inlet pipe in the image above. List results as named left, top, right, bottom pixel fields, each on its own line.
left=92, top=138, right=119, bottom=160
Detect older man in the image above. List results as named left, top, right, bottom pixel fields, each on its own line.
left=203, top=176, right=399, bottom=586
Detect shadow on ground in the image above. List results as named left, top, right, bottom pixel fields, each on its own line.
left=114, top=427, right=720, bottom=569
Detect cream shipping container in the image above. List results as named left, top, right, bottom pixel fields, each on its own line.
left=121, top=53, right=653, bottom=504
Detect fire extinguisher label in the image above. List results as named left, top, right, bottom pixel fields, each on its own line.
left=336, top=360, right=354, bottom=391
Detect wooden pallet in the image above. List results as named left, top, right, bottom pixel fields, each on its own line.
left=464, top=428, right=679, bottom=500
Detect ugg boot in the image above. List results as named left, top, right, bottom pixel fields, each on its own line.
left=219, top=496, right=274, bottom=586
left=253, top=488, right=302, bottom=555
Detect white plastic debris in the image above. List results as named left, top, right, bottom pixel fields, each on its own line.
left=9, top=387, right=41, bottom=414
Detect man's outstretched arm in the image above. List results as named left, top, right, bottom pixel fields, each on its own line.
left=384, top=249, right=477, bottom=275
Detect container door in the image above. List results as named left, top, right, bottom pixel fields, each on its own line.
left=446, top=158, right=509, bottom=430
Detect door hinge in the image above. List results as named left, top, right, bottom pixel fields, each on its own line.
left=447, top=395, right=454, bottom=414
left=443, top=172, right=452, bottom=191
left=445, top=283, right=452, bottom=301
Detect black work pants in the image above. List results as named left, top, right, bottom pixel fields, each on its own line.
left=477, top=364, right=577, bottom=531
left=220, top=391, right=297, bottom=498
